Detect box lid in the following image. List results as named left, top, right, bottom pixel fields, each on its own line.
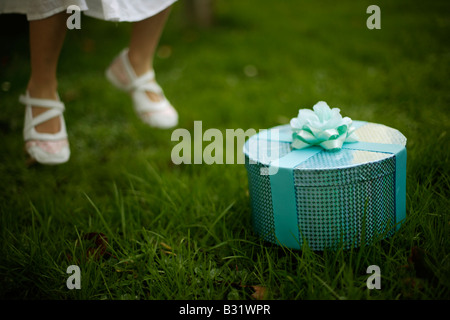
left=244, top=121, right=406, bottom=185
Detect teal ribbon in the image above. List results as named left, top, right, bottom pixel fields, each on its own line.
left=264, top=120, right=406, bottom=249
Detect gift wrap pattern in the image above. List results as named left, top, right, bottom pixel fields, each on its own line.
left=243, top=121, right=407, bottom=250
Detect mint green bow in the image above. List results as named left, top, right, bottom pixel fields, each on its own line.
left=290, top=101, right=358, bottom=151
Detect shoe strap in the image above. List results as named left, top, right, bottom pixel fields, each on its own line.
left=19, top=94, right=65, bottom=111
left=19, top=93, right=66, bottom=138
left=132, top=75, right=163, bottom=94
left=120, top=48, right=138, bottom=81
left=24, top=108, right=63, bottom=133
left=133, top=93, right=171, bottom=113
left=119, top=48, right=157, bottom=91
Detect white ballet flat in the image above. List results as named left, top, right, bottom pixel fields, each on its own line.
left=106, top=48, right=178, bottom=129
left=19, top=92, right=70, bottom=165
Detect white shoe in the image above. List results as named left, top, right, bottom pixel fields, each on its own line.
left=105, top=48, right=178, bottom=129
left=19, top=92, right=70, bottom=165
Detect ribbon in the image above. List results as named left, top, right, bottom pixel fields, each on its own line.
left=260, top=120, right=406, bottom=249
left=290, top=101, right=359, bottom=151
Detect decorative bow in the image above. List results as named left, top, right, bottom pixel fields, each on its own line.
left=290, top=101, right=358, bottom=151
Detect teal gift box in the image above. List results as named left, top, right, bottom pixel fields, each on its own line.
left=243, top=120, right=407, bottom=250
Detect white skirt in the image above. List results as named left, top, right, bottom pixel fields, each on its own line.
left=0, top=0, right=177, bottom=22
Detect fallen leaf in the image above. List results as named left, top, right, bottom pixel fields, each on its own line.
left=67, top=232, right=117, bottom=263
left=250, top=285, right=267, bottom=300
left=408, top=246, right=436, bottom=281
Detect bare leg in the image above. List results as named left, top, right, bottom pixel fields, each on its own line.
left=128, top=7, right=171, bottom=76
left=27, top=12, right=67, bottom=133
left=109, top=7, right=171, bottom=102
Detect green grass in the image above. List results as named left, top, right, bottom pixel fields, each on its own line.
left=0, top=0, right=449, bottom=300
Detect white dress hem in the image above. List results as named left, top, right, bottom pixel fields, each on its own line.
left=0, top=0, right=177, bottom=22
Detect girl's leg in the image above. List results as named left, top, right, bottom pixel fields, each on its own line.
left=108, top=7, right=171, bottom=102
left=27, top=12, right=67, bottom=133
left=106, top=6, right=178, bottom=129
left=128, top=7, right=171, bottom=77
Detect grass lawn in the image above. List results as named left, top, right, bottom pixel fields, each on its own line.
left=0, top=0, right=449, bottom=300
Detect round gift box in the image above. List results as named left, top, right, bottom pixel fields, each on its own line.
left=243, top=121, right=407, bottom=250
